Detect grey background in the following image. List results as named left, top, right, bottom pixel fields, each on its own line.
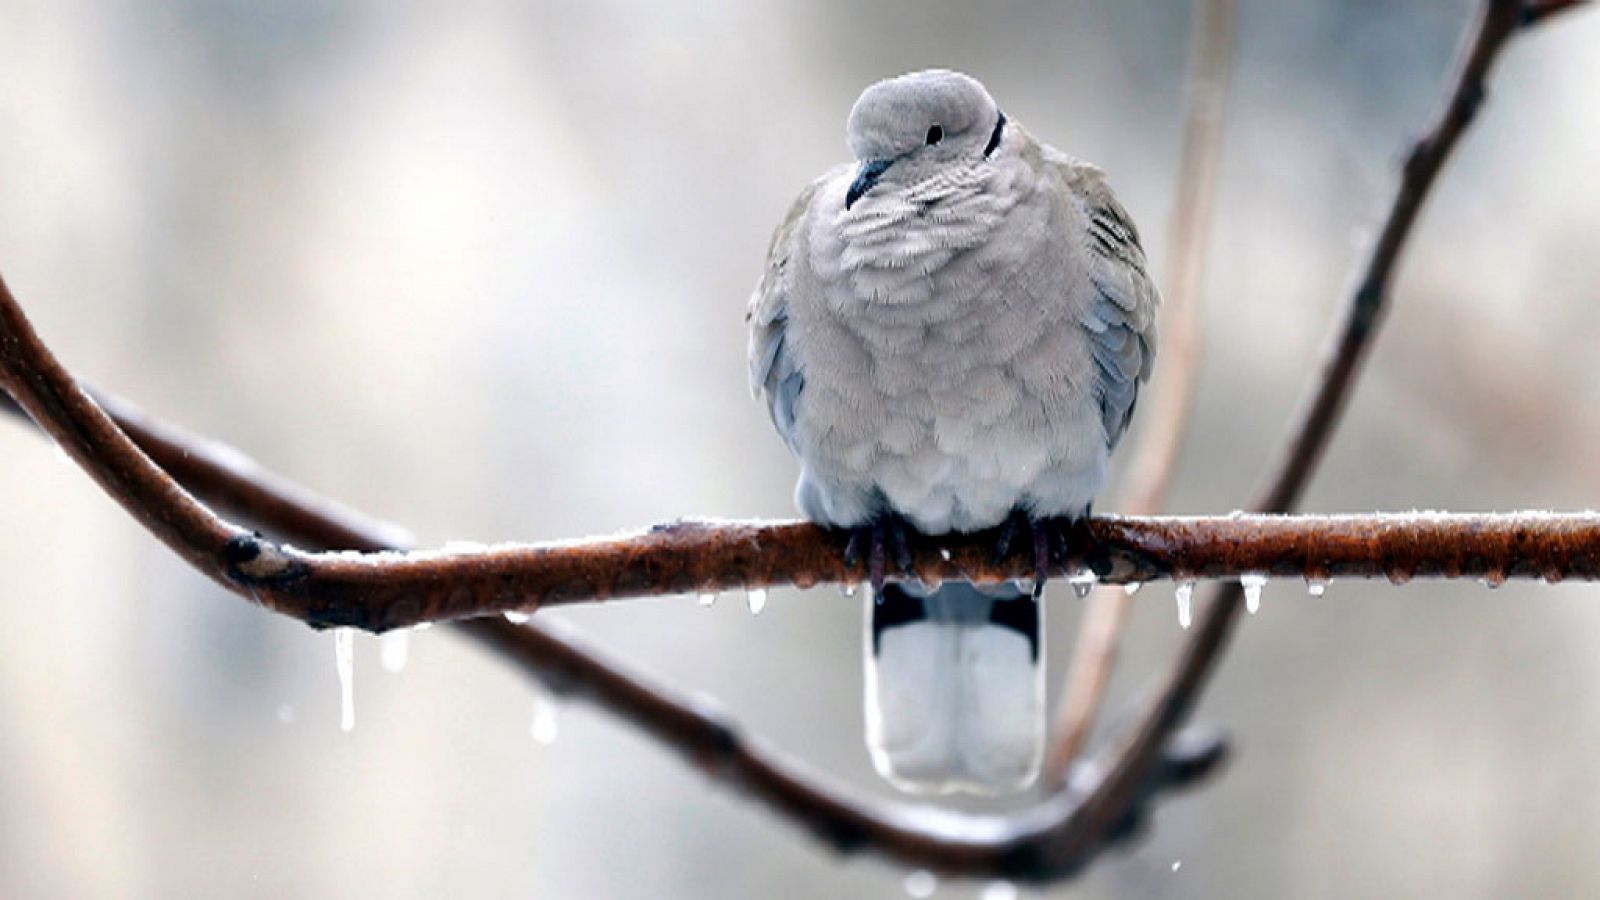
left=2, top=1, right=1599, bottom=897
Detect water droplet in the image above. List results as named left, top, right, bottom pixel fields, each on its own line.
left=531, top=692, right=560, bottom=746
left=1307, top=578, right=1328, bottom=598
left=1481, top=569, right=1507, bottom=589
left=1241, top=573, right=1267, bottom=614
left=972, top=877, right=1011, bottom=896
left=1124, top=581, right=1143, bottom=596
left=980, top=882, right=1017, bottom=900
left=276, top=703, right=296, bottom=725
left=333, top=628, right=355, bottom=733
left=503, top=610, right=532, bottom=624
left=1175, top=581, right=1194, bottom=629
left=903, top=870, right=937, bottom=898
left=380, top=631, right=409, bottom=673
left=838, top=582, right=858, bottom=598
left=698, top=592, right=718, bottom=607
left=1068, top=569, right=1099, bottom=599
left=746, top=588, right=768, bottom=615
left=938, top=547, right=952, bottom=561
left=1172, top=860, right=1183, bottom=872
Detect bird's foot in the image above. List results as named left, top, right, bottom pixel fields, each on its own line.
left=843, top=514, right=916, bottom=592
left=993, top=511, right=1085, bottom=597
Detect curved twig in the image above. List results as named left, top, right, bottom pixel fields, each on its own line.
left=1046, top=0, right=1239, bottom=785
left=0, top=0, right=1586, bottom=884
left=0, top=367, right=1227, bottom=883
left=1524, top=0, right=1589, bottom=23
left=1061, top=0, right=1583, bottom=856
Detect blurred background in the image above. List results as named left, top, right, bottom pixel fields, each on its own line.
left=2, top=0, right=1599, bottom=896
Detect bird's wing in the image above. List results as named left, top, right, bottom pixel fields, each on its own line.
left=1047, top=151, right=1161, bottom=449
left=747, top=174, right=831, bottom=452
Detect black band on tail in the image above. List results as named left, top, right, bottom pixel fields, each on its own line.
left=988, top=595, right=1040, bottom=662
left=870, top=583, right=926, bottom=656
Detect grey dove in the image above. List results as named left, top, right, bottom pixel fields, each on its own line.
left=748, top=70, right=1159, bottom=794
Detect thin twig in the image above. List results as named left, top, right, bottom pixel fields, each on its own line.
left=1523, top=0, right=1590, bottom=23
left=0, top=370, right=1227, bottom=883
left=1059, top=0, right=1579, bottom=853
left=1118, top=0, right=1235, bottom=518
left=0, top=0, right=1584, bottom=883
left=1046, top=0, right=1239, bottom=786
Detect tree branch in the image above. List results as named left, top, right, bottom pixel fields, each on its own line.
left=1523, top=0, right=1590, bottom=24
left=1060, top=0, right=1586, bottom=860
left=0, top=0, right=1586, bottom=884
left=2, top=290, right=1598, bottom=633
left=0, top=357, right=1228, bottom=884
left=1046, top=0, right=1239, bottom=786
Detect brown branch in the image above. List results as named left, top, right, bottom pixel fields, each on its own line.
left=0, top=0, right=1585, bottom=883
left=1117, top=0, right=1235, bottom=519
left=1523, top=0, right=1590, bottom=23
left=3, top=290, right=1599, bottom=634
left=0, top=346, right=1228, bottom=884
left=1046, top=0, right=1239, bottom=786
left=5, top=277, right=1600, bottom=635
left=1057, top=0, right=1586, bottom=857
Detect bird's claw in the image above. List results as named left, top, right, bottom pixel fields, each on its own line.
left=993, top=511, right=1084, bottom=597
left=842, top=515, right=916, bottom=592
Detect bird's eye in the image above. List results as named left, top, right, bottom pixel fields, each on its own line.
left=925, top=125, right=943, bottom=146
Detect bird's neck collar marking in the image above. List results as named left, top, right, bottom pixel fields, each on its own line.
left=983, top=110, right=1007, bottom=159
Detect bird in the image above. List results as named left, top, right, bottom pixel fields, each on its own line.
left=747, top=70, right=1158, bottom=794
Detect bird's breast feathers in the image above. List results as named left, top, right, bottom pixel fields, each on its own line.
left=782, top=156, right=1111, bottom=532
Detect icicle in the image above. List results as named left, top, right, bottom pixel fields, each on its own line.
left=1307, top=578, right=1328, bottom=598
left=530, top=691, right=560, bottom=746
left=746, top=587, right=768, bottom=615
left=1067, top=569, right=1099, bottom=599
left=380, top=631, right=409, bottom=673
left=980, top=882, right=1018, bottom=900
left=838, top=582, right=859, bottom=598
left=903, top=870, right=938, bottom=898
left=698, top=592, right=718, bottom=607
left=333, top=628, right=355, bottom=733
left=1241, top=573, right=1267, bottom=614
left=503, top=610, right=532, bottom=624
left=1124, top=581, right=1143, bottom=596
left=1175, top=581, right=1194, bottom=630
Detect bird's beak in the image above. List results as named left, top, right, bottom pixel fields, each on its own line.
left=845, top=158, right=893, bottom=210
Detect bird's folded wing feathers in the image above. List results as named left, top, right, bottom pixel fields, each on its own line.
left=747, top=174, right=832, bottom=451
left=1049, top=151, right=1161, bottom=449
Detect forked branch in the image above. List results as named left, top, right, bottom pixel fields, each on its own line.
left=0, top=373, right=1227, bottom=883
left=1061, top=0, right=1588, bottom=859
left=0, top=0, right=1589, bottom=884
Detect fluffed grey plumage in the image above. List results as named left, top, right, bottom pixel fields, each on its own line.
left=747, top=70, right=1159, bottom=794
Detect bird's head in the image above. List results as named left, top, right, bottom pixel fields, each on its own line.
left=843, top=69, right=1006, bottom=210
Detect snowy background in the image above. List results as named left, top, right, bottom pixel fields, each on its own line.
left=2, top=1, right=1600, bottom=897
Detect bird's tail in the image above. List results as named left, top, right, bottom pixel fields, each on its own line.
left=864, top=580, right=1043, bottom=794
